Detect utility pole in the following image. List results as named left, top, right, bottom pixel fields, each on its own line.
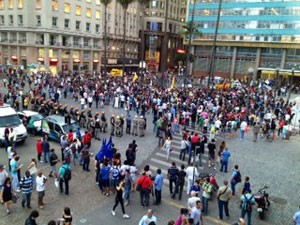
left=207, top=0, right=223, bottom=88
left=184, top=0, right=196, bottom=92
left=160, top=0, right=169, bottom=87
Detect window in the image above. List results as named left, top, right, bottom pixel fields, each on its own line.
left=52, top=17, right=58, bottom=27
left=9, top=0, right=13, bottom=9
left=36, top=15, right=41, bottom=26
left=64, top=3, right=70, bottom=13
left=9, top=15, right=13, bottom=24
left=0, top=15, right=4, bottom=24
left=18, top=0, right=23, bottom=8
left=96, top=0, right=101, bottom=5
left=96, top=10, right=100, bottom=19
left=18, top=15, right=23, bottom=25
left=76, top=21, right=80, bottom=30
left=96, top=24, right=100, bottom=33
left=52, top=0, right=58, bottom=11
left=86, top=22, right=90, bottom=32
left=64, top=19, right=69, bottom=29
left=86, top=0, right=91, bottom=2
left=76, top=6, right=81, bottom=15
left=0, top=0, right=4, bottom=10
left=36, top=0, right=41, bottom=9
left=54, top=124, right=62, bottom=133
left=86, top=8, right=91, bottom=18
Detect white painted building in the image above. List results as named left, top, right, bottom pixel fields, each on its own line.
left=0, top=0, right=140, bottom=73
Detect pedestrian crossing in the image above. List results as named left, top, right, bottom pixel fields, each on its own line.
left=145, top=131, right=210, bottom=190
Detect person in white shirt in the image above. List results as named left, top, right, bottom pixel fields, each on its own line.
left=185, top=164, right=199, bottom=195
left=240, top=121, right=248, bottom=140
left=139, top=209, right=157, bottom=225
left=0, top=164, right=8, bottom=203
left=187, top=191, right=201, bottom=211
left=36, top=172, right=47, bottom=209
left=190, top=200, right=203, bottom=225
left=80, top=97, right=86, bottom=110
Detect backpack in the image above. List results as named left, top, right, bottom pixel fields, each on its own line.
left=234, top=171, right=242, bottom=183
left=112, top=167, right=120, bottom=180
left=244, top=194, right=254, bottom=212
left=63, top=167, right=72, bottom=181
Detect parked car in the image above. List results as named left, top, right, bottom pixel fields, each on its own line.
left=41, top=115, right=84, bottom=142
left=0, top=104, right=27, bottom=147
left=17, top=110, right=43, bottom=135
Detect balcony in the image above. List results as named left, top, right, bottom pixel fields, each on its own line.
left=55, top=42, right=60, bottom=46
left=9, top=39, right=16, bottom=43
left=66, top=43, right=72, bottom=47
left=18, top=39, right=26, bottom=44
left=0, top=39, right=7, bottom=43
left=35, top=40, right=44, bottom=45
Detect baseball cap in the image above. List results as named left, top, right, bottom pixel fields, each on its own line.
left=0, top=164, right=6, bottom=169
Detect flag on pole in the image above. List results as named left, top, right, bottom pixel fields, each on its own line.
left=170, top=76, right=175, bottom=89
left=133, top=73, right=139, bottom=83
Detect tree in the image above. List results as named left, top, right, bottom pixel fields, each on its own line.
left=179, top=20, right=202, bottom=89
left=101, top=0, right=112, bottom=74
left=117, top=0, right=134, bottom=75
left=138, top=0, right=150, bottom=62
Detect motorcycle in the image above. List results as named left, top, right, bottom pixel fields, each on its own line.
left=254, top=185, right=270, bottom=219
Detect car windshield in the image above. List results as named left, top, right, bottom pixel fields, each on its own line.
left=0, top=115, right=22, bottom=127
left=31, top=114, right=43, bottom=121
left=62, top=122, right=80, bottom=133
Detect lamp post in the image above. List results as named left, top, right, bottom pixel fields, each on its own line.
left=246, top=67, right=254, bottom=118
left=274, top=67, right=280, bottom=99
left=287, top=67, right=295, bottom=104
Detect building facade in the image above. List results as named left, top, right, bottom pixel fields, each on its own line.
left=187, top=0, right=300, bottom=80
left=140, top=0, right=186, bottom=72
left=0, top=0, right=140, bottom=74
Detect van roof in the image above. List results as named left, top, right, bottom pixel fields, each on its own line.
left=46, top=115, right=74, bottom=125
left=0, top=105, right=18, bottom=117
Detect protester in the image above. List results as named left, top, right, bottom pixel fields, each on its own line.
left=217, top=180, right=232, bottom=220
left=36, top=171, right=47, bottom=209
left=59, top=161, right=71, bottom=195
left=20, top=171, right=33, bottom=209
left=111, top=181, right=130, bottom=219
left=1, top=177, right=14, bottom=214
left=138, top=209, right=157, bottom=225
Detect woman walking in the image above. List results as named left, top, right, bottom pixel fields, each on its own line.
left=111, top=181, right=130, bottom=219
left=62, top=207, right=73, bottom=225
left=162, top=136, right=172, bottom=160
left=27, top=158, right=38, bottom=187
left=1, top=177, right=14, bottom=214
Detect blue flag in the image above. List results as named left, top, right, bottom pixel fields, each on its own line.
left=105, top=136, right=113, bottom=160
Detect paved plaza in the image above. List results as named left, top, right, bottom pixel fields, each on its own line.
left=0, top=83, right=299, bottom=225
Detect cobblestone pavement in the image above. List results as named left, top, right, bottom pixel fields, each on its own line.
left=0, top=83, right=299, bottom=225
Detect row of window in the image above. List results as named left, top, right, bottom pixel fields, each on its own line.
left=53, top=2, right=100, bottom=19
left=198, top=0, right=300, bottom=3
left=0, top=0, right=23, bottom=10
left=194, top=7, right=300, bottom=17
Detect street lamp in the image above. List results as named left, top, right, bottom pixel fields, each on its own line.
left=246, top=67, right=254, bottom=118
left=287, top=67, right=295, bottom=104
left=274, top=67, right=280, bottom=99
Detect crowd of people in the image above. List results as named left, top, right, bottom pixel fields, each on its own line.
left=0, top=70, right=300, bottom=225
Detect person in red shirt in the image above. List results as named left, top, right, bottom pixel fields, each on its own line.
left=36, top=138, right=43, bottom=162
left=191, top=133, right=200, bottom=152
left=68, top=129, right=74, bottom=144
left=83, top=131, right=92, bottom=148
left=137, top=172, right=153, bottom=207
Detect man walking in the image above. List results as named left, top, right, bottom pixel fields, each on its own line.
left=220, top=148, right=231, bottom=173
left=59, top=161, right=71, bottom=195
left=167, top=162, right=179, bottom=199
left=230, top=165, right=241, bottom=196
left=293, top=205, right=300, bottom=225
left=186, top=163, right=199, bottom=195
left=154, top=168, right=163, bottom=205
left=81, top=145, right=91, bottom=172
left=240, top=190, right=255, bottom=225
left=201, top=177, right=213, bottom=215
left=20, top=171, right=33, bottom=209
left=137, top=172, right=152, bottom=207
left=42, top=136, right=50, bottom=163
left=190, top=200, right=203, bottom=225
left=49, top=149, right=59, bottom=178
left=176, top=164, right=186, bottom=200
left=252, top=122, right=260, bottom=142
left=217, top=180, right=232, bottom=220
left=240, top=120, right=248, bottom=140
left=138, top=209, right=157, bottom=225
left=36, top=171, right=47, bottom=209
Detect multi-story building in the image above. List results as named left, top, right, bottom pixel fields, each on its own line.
left=0, top=0, right=140, bottom=74
left=140, top=0, right=186, bottom=72
left=187, top=0, right=300, bottom=80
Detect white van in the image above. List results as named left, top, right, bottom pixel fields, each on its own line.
left=0, top=104, right=28, bottom=147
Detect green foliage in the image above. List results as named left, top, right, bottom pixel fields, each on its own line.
left=180, top=21, right=202, bottom=40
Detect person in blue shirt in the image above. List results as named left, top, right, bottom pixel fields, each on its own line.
left=101, top=161, right=111, bottom=196
left=293, top=206, right=300, bottom=225
left=154, top=168, right=163, bottom=205
left=240, top=190, right=256, bottom=225
left=220, top=148, right=231, bottom=173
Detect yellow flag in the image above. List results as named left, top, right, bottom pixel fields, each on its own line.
left=133, top=73, right=139, bottom=83
left=170, top=76, right=175, bottom=89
